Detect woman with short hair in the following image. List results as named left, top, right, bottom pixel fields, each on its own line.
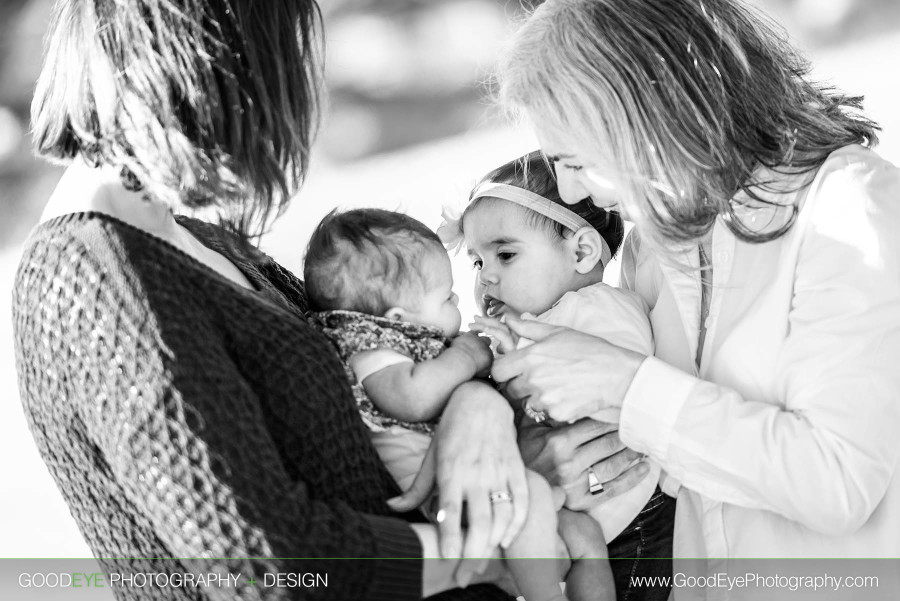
left=14, top=2, right=525, bottom=599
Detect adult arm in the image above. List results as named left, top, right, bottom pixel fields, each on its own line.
left=60, top=244, right=425, bottom=601
left=389, top=381, right=530, bottom=566
left=618, top=230, right=683, bottom=499
left=619, top=162, right=900, bottom=534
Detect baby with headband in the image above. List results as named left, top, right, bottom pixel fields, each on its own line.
left=304, top=208, right=613, bottom=601
left=439, top=151, right=672, bottom=599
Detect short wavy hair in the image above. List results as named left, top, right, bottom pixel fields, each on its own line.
left=304, top=209, right=446, bottom=315
left=499, top=0, right=879, bottom=247
left=32, top=0, right=323, bottom=238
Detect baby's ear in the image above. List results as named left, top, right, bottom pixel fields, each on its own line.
left=570, top=226, right=605, bottom=274
left=384, top=307, right=407, bottom=321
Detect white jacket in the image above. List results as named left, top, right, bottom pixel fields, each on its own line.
left=618, top=146, right=900, bottom=598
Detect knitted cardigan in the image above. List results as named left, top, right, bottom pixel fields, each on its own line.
left=12, top=212, right=511, bottom=601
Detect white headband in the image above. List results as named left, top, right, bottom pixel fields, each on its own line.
left=436, top=182, right=612, bottom=268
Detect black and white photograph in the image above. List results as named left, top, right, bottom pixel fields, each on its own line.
left=2, top=1, right=900, bottom=600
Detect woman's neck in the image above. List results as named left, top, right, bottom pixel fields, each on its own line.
left=42, top=159, right=178, bottom=237
left=42, top=158, right=257, bottom=292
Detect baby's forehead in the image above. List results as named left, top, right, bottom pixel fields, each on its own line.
left=463, top=197, right=532, bottom=227
left=462, top=197, right=549, bottom=238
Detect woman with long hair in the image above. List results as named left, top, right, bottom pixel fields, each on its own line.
left=491, top=0, right=900, bottom=597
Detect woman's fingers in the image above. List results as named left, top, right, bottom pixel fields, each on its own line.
left=501, top=375, right=533, bottom=405
left=427, top=382, right=526, bottom=568
left=571, top=428, right=628, bottom=473
left=488, top=495, right=513, bottom=550
left=589, top=447, right=643, bottom=483
left=494, top=328, right=644, bottom=424
left=503, top=314, right=566, bottom=342
left=502, top=460, right=530, bottom=549
left=491, top=347, right=529, bottom=385
left=469, top=318, right=517, bottom=354
left=565, top=418, right=619, bottom=447
left=569, top=458, right=651, bottom=511
left=462, top=484, right=492, bottom=560
left=592, top=458, right=650, bottom=504
left=554, top=432, right=628, bottom=488
left=454, top=556, right=488, bottom=589
left=436, top=477, right=464, bottom=559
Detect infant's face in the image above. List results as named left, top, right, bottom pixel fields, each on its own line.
left=464, top=202, right=581, bottom=319
left=402, top=250, right=461, bottom=337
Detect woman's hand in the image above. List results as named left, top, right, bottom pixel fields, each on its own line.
left=469, top=315, right=520, bottom=354
left=388, top=381, right=529, bottom=581
left=492, top=315, right=646, bottom=423
left=519, top=418, right=649, bottom=511
left=411, top=524, right=519, bottom=596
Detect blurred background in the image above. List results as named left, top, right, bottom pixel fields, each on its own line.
left=1, top=0, right=899, bottom=559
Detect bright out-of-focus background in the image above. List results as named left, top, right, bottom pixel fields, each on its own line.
left=2, top=0, right=899, bottom=559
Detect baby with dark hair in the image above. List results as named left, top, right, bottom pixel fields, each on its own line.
left=442, top=150, right=674, bottom=597
left=305, top=208, right=612, bottom=601
left=305, top=209, right=479, bottom=439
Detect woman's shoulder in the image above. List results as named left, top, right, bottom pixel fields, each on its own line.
left=20, top=211, right=192, bottom=277
left=821, top=144, right=898, bottom=172
left=15, top=212, right=219, bottom=320
left=797, top=145, right=900, bottom=235
left=17, top=211, right=127, bottom=278
left=806, top=145, right=899, bottom=208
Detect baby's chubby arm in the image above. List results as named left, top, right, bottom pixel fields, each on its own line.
left=361, top=332, right=493, bottom=422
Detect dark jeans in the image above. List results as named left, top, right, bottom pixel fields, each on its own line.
left=608, top=487, right=676, bottom=601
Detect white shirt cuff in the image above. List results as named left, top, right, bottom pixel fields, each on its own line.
left=619, top=356, right=696, bottom=463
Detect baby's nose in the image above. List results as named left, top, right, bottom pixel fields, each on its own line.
left=477, top=266, right=499, bottom=285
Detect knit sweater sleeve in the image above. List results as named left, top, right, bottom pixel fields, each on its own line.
left=32, top=232, right=423, bottom=600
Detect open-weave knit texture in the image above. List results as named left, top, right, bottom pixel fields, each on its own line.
left=12, top=212, right=512, bottom=601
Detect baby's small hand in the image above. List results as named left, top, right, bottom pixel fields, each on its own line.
left=451, top=331, right=493, bottom=377
left=469, top=315, right=520, bottom=355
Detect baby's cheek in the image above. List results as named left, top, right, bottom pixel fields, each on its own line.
left=450, top=307, right=463, bottom=334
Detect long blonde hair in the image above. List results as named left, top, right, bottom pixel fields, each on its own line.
left=499, top=0, right=878, bottom=248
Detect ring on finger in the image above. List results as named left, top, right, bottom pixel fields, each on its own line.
left=587, top=467, right=605, bottom=495
left=523, top=400, right=548, bottom=423
left=489, top=490, right=513, bottom=505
